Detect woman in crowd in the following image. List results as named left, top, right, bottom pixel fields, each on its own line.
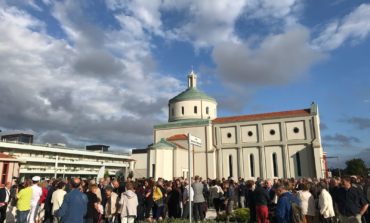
left=167, top=181, right=181, bottom=218
left=16, top=179, right=33, bottom=223
left=297, top=183, right=316, bottom=223
left=119, top=182, right=138, bottom=223
left=51, top=181, right=66, bottom=223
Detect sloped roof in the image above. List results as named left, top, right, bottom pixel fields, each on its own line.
left=213, top=109, right=311, bottom=124
left=0, top=153, right=18, bottom=161
left=167, top=134, right=188, bottom=141
left=169, top=87, right=216, bottom=103
left=151, top=138, right=176, bottom=149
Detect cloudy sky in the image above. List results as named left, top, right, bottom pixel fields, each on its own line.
left=0, top=0, right=369, bottom=166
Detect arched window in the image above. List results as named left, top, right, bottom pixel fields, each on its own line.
left=296, top=152, right=302, bottom=177
left=272, top=153, right=278, bottom=177
left=250, top=154, right=255, bottom=177
left=181, top=106, right=184, bottom=115
left=229, top=155, right=233, bottom=177
left=206, top=107, right=209, bottom=115
left=194, top=106, right=198, bottom=114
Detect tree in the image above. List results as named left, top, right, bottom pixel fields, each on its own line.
left=345, top=158, right=369, bottom=176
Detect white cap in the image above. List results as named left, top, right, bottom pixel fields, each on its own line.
left=32, top=176, right=41, bottom=182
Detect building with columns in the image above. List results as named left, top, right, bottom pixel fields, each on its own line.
left=132, top=71, right=327, bottom=180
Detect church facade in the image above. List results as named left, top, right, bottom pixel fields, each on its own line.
left=135, top=71, right=327, bottom=180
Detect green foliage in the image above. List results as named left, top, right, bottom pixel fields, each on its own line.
left=104, top=170, right=109, bottom=178
left=158, top=219, right=217, bottom=223
left=345, top=158, right=368, bottom=176
left=216, top=208, right=250, bottom=222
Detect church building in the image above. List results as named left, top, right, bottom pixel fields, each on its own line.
left=133, top=71, right=327, bottom=180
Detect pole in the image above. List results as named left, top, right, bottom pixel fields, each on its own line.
left=337, top=157, right=341, bottom=177
left=54, top=155, right=58, bottom=178
left=188, top=133, right=192, bottom=223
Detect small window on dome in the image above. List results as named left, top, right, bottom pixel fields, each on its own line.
left=181, top=106, right=184, bottom=115
left=194, top=106, right=198, bottom=114
left=171, top=108, right=174, bottom=116
left=206, top=107, right=209, bottom=115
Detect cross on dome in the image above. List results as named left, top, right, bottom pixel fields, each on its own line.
left=188, top=70, right=197, bottom=88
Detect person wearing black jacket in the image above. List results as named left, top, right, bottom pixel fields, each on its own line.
left=246, top=180, right=256, bottom=223
left=0, top=182, right=11, bottom=223
left=254, top=182, right=270, bottom=223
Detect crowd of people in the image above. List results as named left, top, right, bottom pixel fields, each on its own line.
left=0, top=174, right=370, bottom=223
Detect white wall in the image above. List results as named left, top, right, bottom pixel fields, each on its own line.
left=169, top=100, right=217, bottom=121
left=264, top=146, right=284, bottom=178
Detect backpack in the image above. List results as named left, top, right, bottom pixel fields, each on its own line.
left=290, top=199, right=304, bottom=223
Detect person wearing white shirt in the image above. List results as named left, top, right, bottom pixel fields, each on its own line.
left=51, top=182, right=66, bottom=223
left=297, top=183, right=316, bottom=223
left=318, top=182, right=335, bottom=223
left=29, top=176, right=43, bottom=223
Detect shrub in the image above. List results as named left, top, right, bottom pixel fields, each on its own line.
left=216, top=208, right=250, bottom=222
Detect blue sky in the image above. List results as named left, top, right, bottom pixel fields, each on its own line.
left=0, top=0, right=369, bottom=167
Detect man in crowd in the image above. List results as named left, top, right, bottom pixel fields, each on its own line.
left=0, top=182, right=11, bottom=223
left=182, top=179, right=193, bottom=219
left=254, top=181, right=270, bottom=223
left=334, top=176, right=369, bottom=223
left=29, top=176, right=42, bottom=223
left=55, top=177, right=88, bottom=223
left=275, top=183, right=301, bottom=223
left=192, top=175, right=206, bottom=221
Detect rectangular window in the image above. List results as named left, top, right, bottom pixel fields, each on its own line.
left=1, top=162, right=9, bottom=184
left=194, top=106, right=197, bottom=114
left=181, top=106, right=184, bottom=115
left=272, top=153, right=278, bottom=177
left=250, top=154, right=255, bottom=177
left=229, top=155, right=233, bottom=177
left=296, top=152, right=302, bottom=177
left=171, top=108, right=174, bottom=116
left=152, top=164, right=156, bottom=178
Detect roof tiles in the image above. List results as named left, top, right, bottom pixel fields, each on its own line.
left=213, top=109, right=311, bottom=124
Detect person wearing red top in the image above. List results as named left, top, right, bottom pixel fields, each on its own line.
left=36, top=181, right=49, bottom=223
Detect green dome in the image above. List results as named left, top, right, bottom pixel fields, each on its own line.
left=169, top=87, right=216, bottom=104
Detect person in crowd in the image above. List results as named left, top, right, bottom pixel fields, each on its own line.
left=238, top=179, right=247, bottom=208
left=275, top=183, right=301, bottom=223
left=225, top=179, right=235, bottom=216
left=51, top=181, right=66, bottom=223
left=246, top=180, right=256, bottom=223
left=192, top=175, right=206, bottom=221
left=0, top=182, right=11, bottom=223
left=209, top=180, right=223, bottom=217
left=55, top=178, right=88, bottom=223
left=43, top=179, right=58, bottom=223
left=167, top=181, right=181, bottom=219
left=85, top=183, right=100, bottom=223
left=36, top=180, right=49, bottom=223
left=134, top=181, right=145, bottom=221
left=254, top=181, right=270, bottom=223
left=16, top=179, right=33, bottom=223
left=334, top=176, right=369, bottom=223
left=318, top=182, right=335, bottom=223
left=29, top=176, right=43, bottom=223
left=182, top=179, right=193, bottom=219
left=119, top=182, right=138, bottom=223
left=152, top=178, right=165, bottom=221
left=297, top=183, right=315, bottom=223
left=105, top=186, right=119, bottom=223
left=143, top=180, right=153, bottom=222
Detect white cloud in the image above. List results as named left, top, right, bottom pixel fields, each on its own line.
left=0, top=2, right=181, bottom=148
left=313, top=3, right=370, bottom=50
left=212, top=27, right=325, bottom=86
